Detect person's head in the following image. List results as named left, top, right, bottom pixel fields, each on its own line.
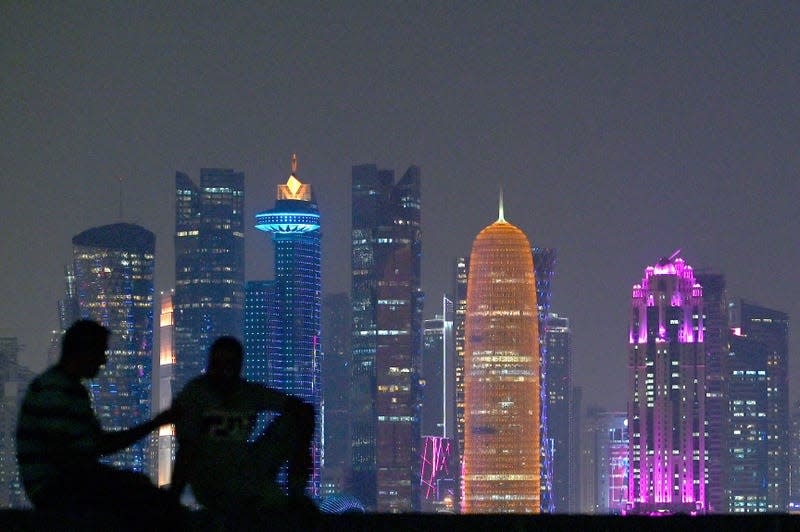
left=60, top=320, right=110, bottom=378
left=207, top=336, right=244, bottom=389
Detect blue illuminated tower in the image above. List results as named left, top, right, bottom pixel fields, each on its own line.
left=255, top=155, right=322, bottom=497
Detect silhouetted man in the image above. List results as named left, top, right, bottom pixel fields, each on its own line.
left=16, top=319, right=182, bottom=525
left=170, top=336, right=315, bottom=517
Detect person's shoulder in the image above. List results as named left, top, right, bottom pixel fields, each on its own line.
left=27, top=365, right=80, bottom=393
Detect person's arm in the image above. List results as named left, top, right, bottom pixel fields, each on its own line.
left=97, top=407, right=175, bottom=456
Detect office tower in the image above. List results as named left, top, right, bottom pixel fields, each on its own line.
left=578, top=406, right=600, bottom=514
left=72, top=223, right=156, bottom=473
left=724, top=330, right=769, bottom=512
left=532, top=246, right=557, bottom=513
left=255, top=155, right=322, bottom=497
left=463, top=200, right=540, bottom=513
left=627, top=254, right=706, bottom=514
left=544, top=313, right=572, bottom=512
left=321, top=292, right=352, bottom=497
left=155, top=291, right=175, bottom=487
left=453, top=255, right=469, bottom=508
left=729, top=299, right=790, bottom=511
left=422, top=297, right=455, bottom=438
left=243, top=280, right=276, bottom=386
left=695, top=272, right=727, bottom=513
left=789, top=401, right=800, bottom=512
left=351, top=164, right=423, bottom=511
left=581, top=410, right=629, bottom=514
left=568, top=386, right=582, bottom=513
left=1, top=338, right=33, bottom=507
left=174, top=168, right=244, bottom=393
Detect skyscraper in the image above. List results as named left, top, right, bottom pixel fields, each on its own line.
left=695, top=272, right=727, bottom=513
left=453, top=255, right=469, bottom=509
left=463, top=200, right=540, bottom=513
left=243, top=280, right=276, bottom=386
left=255, top=155, right=322, bottom=497
left=627, top=254, right=706, bottom=514
left=729, top=299, right=790, bottom=511
left=71, top=223, right=156, bottom=473
left=544, top=312, right=573, bottom=512
left=351, top=163, right=422, bottom=512
left=532, top=247, right=557, bottom=513
left=321, top=292, right=352, bottom=498
left=724, top=330, right=770, bottom=512
left=173, top=168, right=244, bottom=393
left=155, top=291, right=175, bottom=487
left=581, top=409, right=629, bottom=514
left=1, top=337, right=33, bottom=508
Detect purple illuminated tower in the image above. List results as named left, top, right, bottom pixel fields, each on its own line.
left=627, top=253, right=707, bottom=515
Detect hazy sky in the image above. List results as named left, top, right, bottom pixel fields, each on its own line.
left=2, top=2, right=799, bottom=411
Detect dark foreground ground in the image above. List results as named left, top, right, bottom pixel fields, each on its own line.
left=1, top=510, right=798, bottom=531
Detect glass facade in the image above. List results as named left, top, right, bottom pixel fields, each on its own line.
left=173, top=169, right=245, bottom=393
left=463, top=215, right=540, bottom=513
left=71, top=223, right=156, bottom=474
left=350, top=164, right=422, bottom=512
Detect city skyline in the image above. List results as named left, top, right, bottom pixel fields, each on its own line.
left=2, top=3, right=799, bottom=416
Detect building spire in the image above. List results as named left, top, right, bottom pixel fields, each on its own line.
left=291, top=153, right=298, bottom=175
left=497, top=187, right=506, bottom=222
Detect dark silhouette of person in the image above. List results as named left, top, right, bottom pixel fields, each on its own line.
left=170, top=336, right=316, bottom=518
left=15, top=319, right=185, bottom=527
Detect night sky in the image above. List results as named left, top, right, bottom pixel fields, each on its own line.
left=2, top=2, right=799, bottom=411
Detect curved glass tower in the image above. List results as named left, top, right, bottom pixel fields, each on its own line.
left=71, top=223, right=155, bottom=473
left=463, top=200, right=540, bottom=513
left=255, top=155, right=322, bottom=497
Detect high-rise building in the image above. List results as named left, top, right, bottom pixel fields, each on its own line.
left=544, top=312, right=573, bottom=513
left=1, top=337, right=33, bottom=508
left=255, top=155, right=322, bottom=497
left=453, top=255, right=469, bottom=509
left=789, top=401, right=800, bottom=513
left=243, top=280, right=276, bottom=386
left=695, top=272, right=728, bottom=513
left=463, top=200, right=540, bottom=513
left=729, top=299, right=789, bottom=511
left=532, top=247, right=557, bottom=513
left=351, top=163, right=423, bottom=512
left=724, top=330, right=770, bottom=512
left=71, top=223, right=156, bottom=473
left=155, top=291, right=175, bottom=487
left=581, top=410, right=629, bottom=514
left=422, top=298, right=455, bottom=439
left=627, top=254, right=706, bottom=515
left=173, top=168, right=244, bottom=393
left=321, top=292, right=352, bottom=498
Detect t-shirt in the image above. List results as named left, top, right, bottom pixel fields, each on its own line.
left=16, top=365, right=102, bottom=501
left=173, top=375, right=287, bottom=510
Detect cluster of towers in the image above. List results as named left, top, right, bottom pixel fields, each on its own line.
left=0, top=158, right=794, bottom=515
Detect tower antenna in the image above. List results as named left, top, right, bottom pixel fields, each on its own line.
left=497, top=187, right=506, bottom=222
left=291, top=153, right=298, bottom=175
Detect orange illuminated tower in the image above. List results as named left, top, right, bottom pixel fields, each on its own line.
left=463, top=195, right=541, bottom=513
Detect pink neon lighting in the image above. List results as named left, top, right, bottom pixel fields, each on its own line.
left=627, top=253, right=706, bottom=514
left=420, top=436, right=452, bottom=500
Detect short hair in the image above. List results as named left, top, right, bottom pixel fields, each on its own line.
left=61, top=320, right=110, bottom=363
left=208, top=336, right=244, bottom=367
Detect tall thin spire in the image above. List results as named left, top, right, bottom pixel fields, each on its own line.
left=497, top=187, right=506, bottom=223
left=291, top=153, right=298, bottom=175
